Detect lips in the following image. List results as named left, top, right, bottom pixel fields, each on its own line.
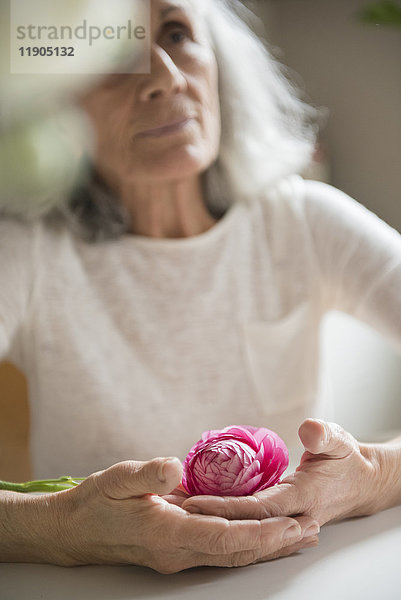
left=136, top=117, right=194, bottom=138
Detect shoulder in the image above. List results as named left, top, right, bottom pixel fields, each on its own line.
left=270, top=175, right=363, bottom=216
left=299, top=178, right=400, bottom=248
left=252, top=176, right=401, bottom=263
left=267, top=175, right=396, bottom=239
left=296, top=177, right=371, bottom=220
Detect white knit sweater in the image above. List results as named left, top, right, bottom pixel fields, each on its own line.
left=1, top=176, right=400, bottom=478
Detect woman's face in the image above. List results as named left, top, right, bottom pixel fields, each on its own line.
left=80, top=0, right=220, bottom=189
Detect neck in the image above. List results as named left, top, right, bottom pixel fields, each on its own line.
left=118, top=176, right=217, bottom=238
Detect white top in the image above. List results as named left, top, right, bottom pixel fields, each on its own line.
left=1, top=176, right=400, bottom=478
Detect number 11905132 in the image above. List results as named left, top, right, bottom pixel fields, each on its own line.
left=18, top=46, right=75, bottom=57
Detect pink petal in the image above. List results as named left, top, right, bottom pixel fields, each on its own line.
left=232, top=473, right=264, bottom=496
left=227, top=453, right=243, bottom=476
left=236, top=460, right=261, bottom=486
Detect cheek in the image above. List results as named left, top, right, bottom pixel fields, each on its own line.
left=95, top=105, right=132, bottom=164
left=188, top=57, right=221, bottom=148
left=203, top=78, right=221, bottom=154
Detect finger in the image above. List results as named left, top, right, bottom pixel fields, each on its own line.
left=162, top=484, right=190, bottom=507
left=184, top=493, right=267, bottom=519
left=182, top=481, right=303, bottom=520
left=92, top=457, right=183, bottom=499
left=175, top=512, right=319, bottom=556
left=186, top=529, right=319, bottom=570
left=257, top=534, right=320, bottom=562
left=162, top=494, right=188, bottom=508
left=166, top=486, right=190, bottom=499
left=153, top=532, right=320, bottom=574
left=298, top=419, right=358, bottom=458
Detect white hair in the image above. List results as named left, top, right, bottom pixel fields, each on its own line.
left=204, top=0, right=319, bottom=202
left=4, top=0, right=321, bottom=241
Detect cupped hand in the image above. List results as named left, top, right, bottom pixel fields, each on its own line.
left=46, top=456, right=320, bottom=573
left=182, top=419, right=381, bottom=527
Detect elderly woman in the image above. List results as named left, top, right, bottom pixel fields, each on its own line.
left=1, top=0, right=401, bottom=574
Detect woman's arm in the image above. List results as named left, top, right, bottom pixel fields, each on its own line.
left=302, top=179, right=401, bottom=352
left=0, top=457, right=319, bottom=571
left=360, top=434, right=401, bottom=514
left=0, top=490, right=66, bottom=564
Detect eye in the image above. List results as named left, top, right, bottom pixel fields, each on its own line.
left=162, top=21, right=191, bottom=44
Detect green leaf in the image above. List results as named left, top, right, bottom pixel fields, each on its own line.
left=357, top=0, right=401, bottom=26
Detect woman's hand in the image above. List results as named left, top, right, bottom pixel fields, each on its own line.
left=45, top=457, right=320, bottom=573
left=182, top=419, right=382, bottom=527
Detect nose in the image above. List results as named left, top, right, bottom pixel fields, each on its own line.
left=139, top=45, right=187, bottom=101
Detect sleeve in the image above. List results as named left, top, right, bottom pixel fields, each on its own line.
left=0, top=217, right=36, bottom=360
left=302, top=179, right=401, bottom=354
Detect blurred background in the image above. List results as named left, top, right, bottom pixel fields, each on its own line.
left=245, top=0, right=401, bottom=230
left=1, top=0, right=400, bottom=481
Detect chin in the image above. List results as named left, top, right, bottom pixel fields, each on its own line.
left=132, top=147, right=213, bottom=182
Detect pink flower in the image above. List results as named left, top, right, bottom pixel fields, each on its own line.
left=182, top=425, right=289, bottom=496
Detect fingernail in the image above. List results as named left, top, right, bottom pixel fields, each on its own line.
left=158, top=461, right=167, bottom=482
left=303, top=523, right=320, bottom=538
left=158, top=458, right=179, bottom=482
left=283, top=524, right=302, bottom=540
left=157, top=458, right=172, bottom=483
left=316, top=420, right=328, bottom=446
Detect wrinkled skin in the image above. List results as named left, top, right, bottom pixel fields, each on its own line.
left=182, top=419, right=382, bottom=527
left=43, top=457, right=320, bottom=573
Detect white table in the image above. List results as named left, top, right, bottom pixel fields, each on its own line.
left=1, top=504, right=401, bottom=600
